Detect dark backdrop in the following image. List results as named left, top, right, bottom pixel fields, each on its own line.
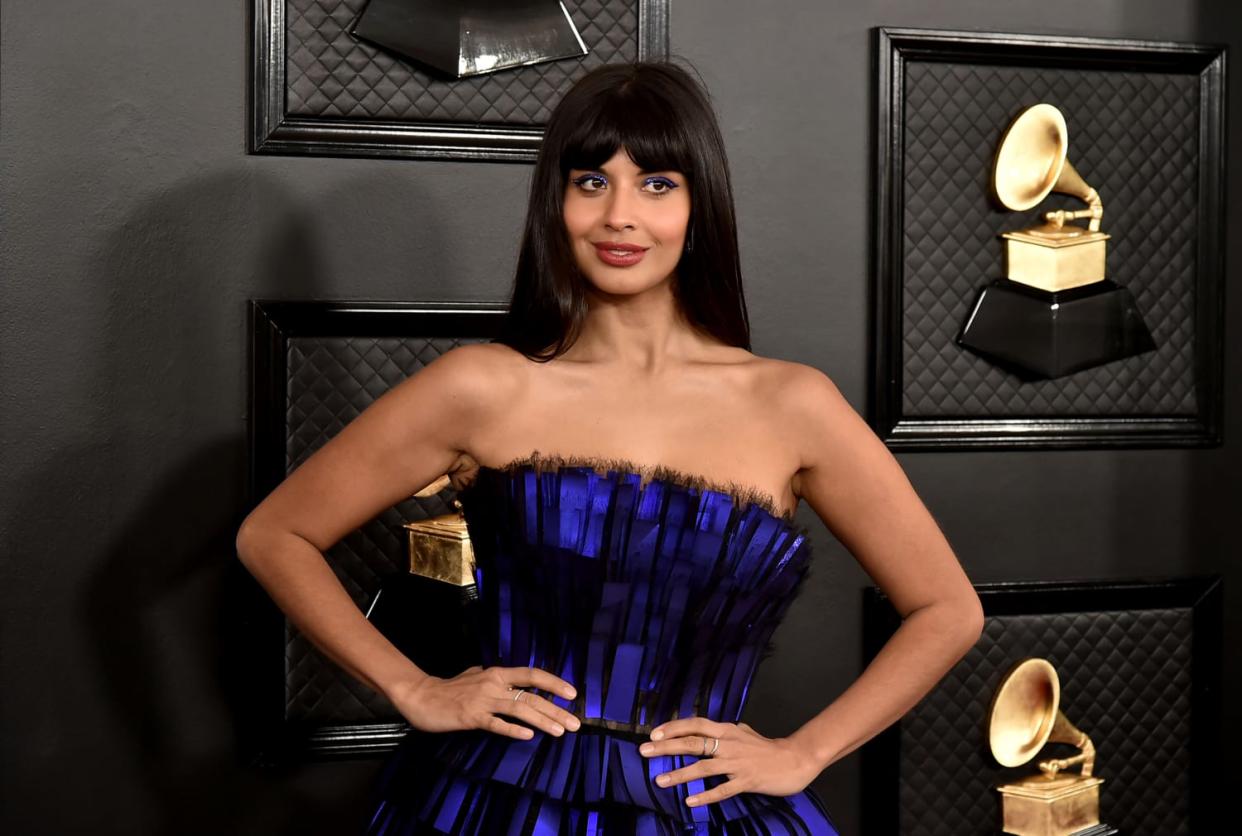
left=1, top=1, right=1237, bottom=834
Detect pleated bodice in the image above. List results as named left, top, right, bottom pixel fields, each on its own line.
left=461, top=453, right=814, bottom=734
left=367, top=452, right=838, bottom=835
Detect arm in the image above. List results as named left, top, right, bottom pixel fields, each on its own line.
left=234, top=343, right=507, bottom=705
left=783, top=366, right=984, bottom=770
left=237, top=341, right=581, bottom=740
left=635, top=363, right=982, bottom=807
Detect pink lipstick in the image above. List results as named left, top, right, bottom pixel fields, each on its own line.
left=592, top=241, right=649, bottom=267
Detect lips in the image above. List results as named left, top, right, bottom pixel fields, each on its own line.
left=592, top=241, right=649, bottom=267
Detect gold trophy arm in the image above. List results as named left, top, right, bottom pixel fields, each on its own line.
left=1044, top=189, right=1103, bottom=231
left=414, top=474, right=452, bottom=497
left=1038, top=750, right=1085, bottom=777
left=1036, top=711, right=1097, bottom=777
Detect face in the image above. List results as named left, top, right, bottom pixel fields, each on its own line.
left=563, top=148, right=691, bottom=296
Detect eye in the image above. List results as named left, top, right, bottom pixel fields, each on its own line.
left=571, top=173, right=607, bottom=192
left=643, top=176, right=679, bottom=195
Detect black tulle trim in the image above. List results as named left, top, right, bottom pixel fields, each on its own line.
left=486, top=448, right=799, bottom=524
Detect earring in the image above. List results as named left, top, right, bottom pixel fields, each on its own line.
left=684, top=227, right=695, bottom=253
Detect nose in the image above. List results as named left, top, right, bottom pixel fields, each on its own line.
left=603, top=185, right=636, bottom=232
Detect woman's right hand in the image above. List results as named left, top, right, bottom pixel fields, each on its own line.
left=390, top=664, right=582, bottom=739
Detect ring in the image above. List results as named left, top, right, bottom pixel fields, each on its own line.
left=510, top=687, right=526, bottom=702
left=708, top=737, right=720, bottom=757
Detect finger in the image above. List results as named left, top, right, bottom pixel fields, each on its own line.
left=649, top=717, right=732, bottom=742
left=496, top=695, right=568, bottom=735
left=502, top=689, right=581, bottom=732
left=642, top=733, right=724, bottom=758
left=507, top=665, right=578, bottom=701
left=685, top=776, right=748, bottom=808
left=482, top=713, right=538, bottom=740
left=651, top=758, right=730, bottom=789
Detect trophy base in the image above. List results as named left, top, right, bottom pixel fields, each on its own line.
left=1002, top=229, right=1110, bottom=292
left=997, top=774, right=1106, bottom=836
left=351, top=0, right=588, bottom=78
left=366, top=572, right=480, bottom=677
left=957, top=278, right=1156, bottom=379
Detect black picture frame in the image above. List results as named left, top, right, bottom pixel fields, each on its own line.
left=872, top=28, right=1226, bottom=449
left=250, top=0, right=670, bottom=162
left=860, top=576, right=1224, bottom=835
left=240, top=300, right=506, bottom=762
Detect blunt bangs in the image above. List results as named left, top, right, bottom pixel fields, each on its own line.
left=558, top=85, right=695, bottom=178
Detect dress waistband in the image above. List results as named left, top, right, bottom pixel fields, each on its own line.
left=571, top=715, right=656, bottom=741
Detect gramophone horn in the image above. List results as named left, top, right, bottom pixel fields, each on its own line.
left=988, top=657, right=1098, bottom=778
left=993, top=103, right=1102, bottom=231
left=988, top=657, right=1061, bottom=767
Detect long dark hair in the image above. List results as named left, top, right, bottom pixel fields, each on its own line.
left=497, top=61, right=750, bottom=360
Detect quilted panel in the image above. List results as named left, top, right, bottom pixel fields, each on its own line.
left=286, top=0, right=639, bottom=123
left=901, top=62, right=1200, bottom=416
left=283, top=335, right=486, bottom=722
left=899, top=608, right=1193, bottom=836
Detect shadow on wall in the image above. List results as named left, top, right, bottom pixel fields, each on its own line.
left=67, top=162, right=460, bottom=835
left=0, top=167, right=427, bottom=834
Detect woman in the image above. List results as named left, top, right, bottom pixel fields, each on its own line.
left=236, top=61, right=984, bottom=834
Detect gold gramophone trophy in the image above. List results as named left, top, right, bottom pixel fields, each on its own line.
left=364, top=474, right=480, bottom=675
left=403, top=474, right=477, bottom=587
left=957, top=103, right=1155, bottom=378
left=987, top=658, right=1117, bottom=836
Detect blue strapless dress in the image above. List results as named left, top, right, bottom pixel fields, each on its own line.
left=366, top=452, right=840, bottom=835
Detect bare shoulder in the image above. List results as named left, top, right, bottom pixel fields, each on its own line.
left=447, top=340, right=526, bottom=380
left=743, top=356, right=869, bottom=497
left=365, top=341, right=530, bottom=460
left=399, top=341, right=528, bottom=408
left=747, top=355, right=850, bottom=417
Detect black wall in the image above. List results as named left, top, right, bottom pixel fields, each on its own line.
left=2, top=1, right=1237, bottom=834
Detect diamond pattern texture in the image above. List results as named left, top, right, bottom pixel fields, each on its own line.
left=284, top=335, right=486, bottom=722
left=898, top=608, right=1193, bottom=835
left=902, top=62, right=1200, bottom=416
left=286, top=0, right=639, bottom=123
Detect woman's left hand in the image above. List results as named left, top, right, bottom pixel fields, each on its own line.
left=638, top=718, right=823, bottom=807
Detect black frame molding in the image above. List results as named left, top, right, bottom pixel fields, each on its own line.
left=241, top=300, right=507, bottom=762
left=250, top=0, right=671, bottom=162
left=860, top=576, right=1224, bottom=836
left=872, top=27, right=1227, bottom=449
